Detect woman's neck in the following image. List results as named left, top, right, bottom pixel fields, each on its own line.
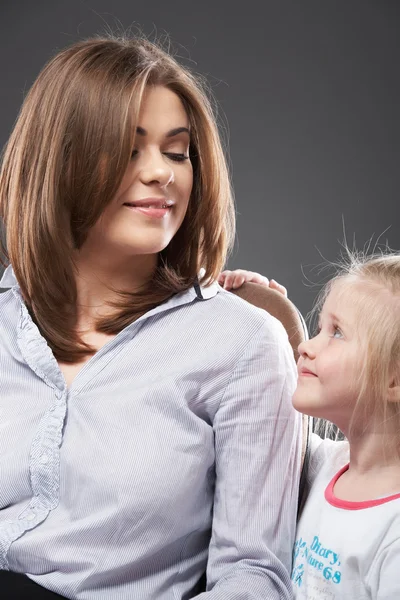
left=73, top=249, right=157, bottom=330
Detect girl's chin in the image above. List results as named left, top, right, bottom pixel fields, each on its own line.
left=292, top=396, right=322, bottom=419
left=291, top=392, right=309, bottom=412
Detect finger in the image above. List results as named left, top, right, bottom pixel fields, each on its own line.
left=218, top=270, right=231, bottom=284
left=231, top=274, right=246, bottom=289
left=223, top=274, right=235, bottom=290
left=237, top=270, right=270, bottom=287
left=232, top=270, right=270, bottom=286
left=270, top=279, right=288, bottom=297
left=249, top=273, right=270, bottom=287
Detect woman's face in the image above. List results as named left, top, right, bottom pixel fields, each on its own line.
left=83, top=85, right=193, bottom=262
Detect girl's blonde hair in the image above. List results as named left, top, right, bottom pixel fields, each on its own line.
left=313, top=250, right=400, bottom=450
left=0, top=35, right=235, bottom=362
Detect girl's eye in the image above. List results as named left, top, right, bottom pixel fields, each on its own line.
left=332, top=326, right=343, bottom=339
left=164, top=152, right=189, bottom=162
left=131, top=150, right=138, bottom=159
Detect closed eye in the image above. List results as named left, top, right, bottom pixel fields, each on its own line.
left=130, top=150, right=189, bottom=162
left=164, top=152, right=189, bottom=162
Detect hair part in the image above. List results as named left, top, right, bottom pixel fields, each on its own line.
left=0, top=35, right=235, bottom=362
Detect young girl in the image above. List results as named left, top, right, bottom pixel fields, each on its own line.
left=222, top=253, right=400, bottom=599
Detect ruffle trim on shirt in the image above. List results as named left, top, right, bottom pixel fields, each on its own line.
left=0, top=288, right=68, bottom=570
left=12, top=287, right=65, bottom=392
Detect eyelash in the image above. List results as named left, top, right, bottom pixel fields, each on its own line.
left=130, top=151, right=189, bottom=163
left=332, top=325, right=343, bottom=339
left=315, top=324, right=343, bottom=338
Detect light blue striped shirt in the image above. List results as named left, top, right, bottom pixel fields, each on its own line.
left=0, top=265, right=301, bottom=599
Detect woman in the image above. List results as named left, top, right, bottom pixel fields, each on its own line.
left=0, top=36, right=301, bottom=599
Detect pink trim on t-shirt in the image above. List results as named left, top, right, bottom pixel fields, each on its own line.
left=325, top=464, right=400, bottom=510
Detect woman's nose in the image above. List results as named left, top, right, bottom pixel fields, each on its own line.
left=139, top=153, right=174, bottom=188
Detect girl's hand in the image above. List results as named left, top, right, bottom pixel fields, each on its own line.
left=218, top=270, right=287, bottom=297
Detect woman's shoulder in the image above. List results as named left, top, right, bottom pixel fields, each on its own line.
left=210, top=286, right=288, bottom=331
left=208, top=287, right=292, bottom=349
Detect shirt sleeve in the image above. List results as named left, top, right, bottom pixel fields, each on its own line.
left=194, top=317, right=302, bottom=599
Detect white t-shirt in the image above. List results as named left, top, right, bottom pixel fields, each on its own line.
left=292, top=434, right=400, bottom=600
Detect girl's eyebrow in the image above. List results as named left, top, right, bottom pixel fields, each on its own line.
left=328, top=312, right=349, bottom=330
left=319, top=311, right=347, bottom=329
left=135, top=126, right=190, bottom=137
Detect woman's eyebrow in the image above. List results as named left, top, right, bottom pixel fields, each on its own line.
left=135, top=126, right=190, bottom=137
left=166, top=127, right=190, bottom=137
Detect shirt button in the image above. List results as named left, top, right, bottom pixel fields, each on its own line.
left=39, top=454, right=49, bottom=464
left=25, top=512, right=36, bottom=521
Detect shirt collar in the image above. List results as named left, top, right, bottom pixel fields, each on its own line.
left=0, top=264, right=17, bottom=287
left=194, top=267, right=219, bottom=300
left=194, top=278, right=219, bottom=300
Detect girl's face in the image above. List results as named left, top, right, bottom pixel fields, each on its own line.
left=82, top=85, right=193, bottom=263
left=293, top=282, right=365, bottom=431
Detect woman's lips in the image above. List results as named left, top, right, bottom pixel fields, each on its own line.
left=124, top=205, right=171, bottom=219
left=123, top=199, right=173, bottom=219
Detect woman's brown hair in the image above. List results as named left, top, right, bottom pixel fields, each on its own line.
left=0, top=35, right=235, bottom=362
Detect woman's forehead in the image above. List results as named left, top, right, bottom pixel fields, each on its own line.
left=137, top=86, right=190, bottom=132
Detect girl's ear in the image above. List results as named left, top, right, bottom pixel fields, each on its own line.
left=388, top=376, right=400, bottom=403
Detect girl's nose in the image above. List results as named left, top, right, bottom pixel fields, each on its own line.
left=297, top=338, right=316, bottom=359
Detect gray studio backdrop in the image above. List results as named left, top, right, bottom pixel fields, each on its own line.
left=0, top=0, right=399, bottom=319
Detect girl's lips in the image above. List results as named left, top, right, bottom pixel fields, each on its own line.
left=299, top=369, right=317, bottom=377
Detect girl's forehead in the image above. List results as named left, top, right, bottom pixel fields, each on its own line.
left=321, top=279, right=365, bottom=322
left=322, top=280, right=349, bottom=310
